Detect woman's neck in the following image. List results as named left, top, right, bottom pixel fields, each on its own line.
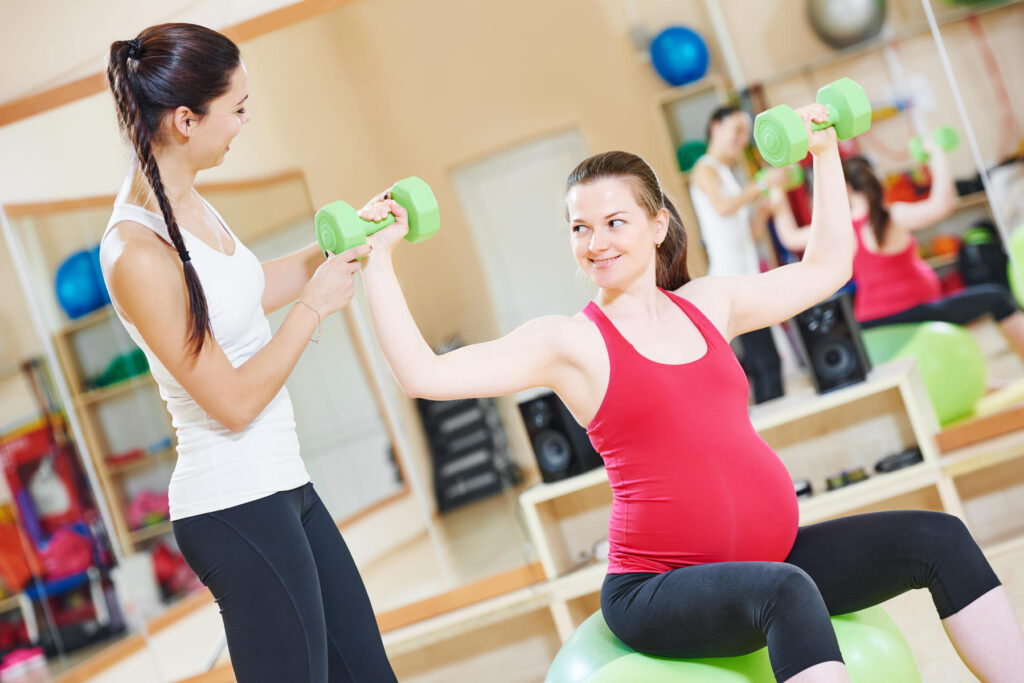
left=706, top=143, right=734, bottom=166
left=131, top=151, right=198, bottom=213
left=596, top=277, right=664, bottom=319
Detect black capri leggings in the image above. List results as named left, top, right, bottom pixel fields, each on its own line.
left=602, top=511, right=1000, bottom=682
left=859, top=283, right=1019, bottom=329
left=173, top=483, right=396, bottom=683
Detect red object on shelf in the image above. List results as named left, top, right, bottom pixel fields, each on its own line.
left=940, top=270, right=966, bottom=295
left=930, top=234, right=962, bottom=257
left=105, top=448, right=145, bottom=467
left=39, top=527, right=92, bottom=581
left=127, top=490, right=170, bottom=530
left=0, top=420, right=87, bottom=535
left=152, top=541, right=200, bottom=597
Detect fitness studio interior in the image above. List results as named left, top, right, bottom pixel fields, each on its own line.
left=2, top=0, right=1024, bottom=681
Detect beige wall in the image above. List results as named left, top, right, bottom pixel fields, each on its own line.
left=2, top=0, right=1022, bottom=495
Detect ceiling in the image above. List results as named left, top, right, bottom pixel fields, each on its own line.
left=0, top=0, right=311, bottom=106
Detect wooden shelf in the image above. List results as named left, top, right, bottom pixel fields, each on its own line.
left=75, top=374, right=153, bottom=408
left=128, top=521, right=173, bottom=545
left=798, top=463, right=940, bottom=524
left=0, top=594, right=22, bottom=614
left=106, top=447, right=176, bottom=476
left=749, top=360, right=914, bottom=432
left=938, top=428, right=1024, bottom=478
left=56, top=305, right=113, bottom=337
left=955, top=191, right=992, bottom=211
left=924, top=253, right=958, bottom=269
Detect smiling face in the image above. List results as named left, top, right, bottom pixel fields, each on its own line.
left=181, top=64, right=251, bottom=169
left=566, top=176, right=668, bottom=291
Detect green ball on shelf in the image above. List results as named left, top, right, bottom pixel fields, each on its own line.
left=676, top=140, right=707, bottom=173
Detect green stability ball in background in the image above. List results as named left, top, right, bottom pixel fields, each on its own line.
left=861, top=321, right=986, bottom=425
left=546, top=606, right=920, bottom=682
left=1006, top=225, right=1024, bottom=307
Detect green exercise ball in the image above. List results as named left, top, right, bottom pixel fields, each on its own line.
left=546, top=606, right=920, bottom=682
left=861, top=322, right=986, bottom=425
left=1006, top=226, right=1024, bottom=307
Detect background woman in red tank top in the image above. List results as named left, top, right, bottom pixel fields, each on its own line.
left=775, top=141, right=1024, bottom=366
left=357, top=105, right=1024, bottom=680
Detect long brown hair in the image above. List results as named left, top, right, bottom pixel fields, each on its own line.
left=565, top=151, right=690, bottom=290
left=843, top=156, right=890, bottom=246
left=107, top=24, right=240, bottom=356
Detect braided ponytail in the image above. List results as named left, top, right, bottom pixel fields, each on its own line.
left=106, top=24, right=239, bottom=356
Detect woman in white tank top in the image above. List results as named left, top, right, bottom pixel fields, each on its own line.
left=100, top=24, right=395, bottom=682
left=689, top=106, right=791, bottom=404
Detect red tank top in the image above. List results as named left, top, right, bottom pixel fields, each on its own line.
left=851, top=215, right=941, bottom=321
left=583, top=290, right=798, bottom=574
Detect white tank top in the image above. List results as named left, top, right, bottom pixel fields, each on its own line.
left=689, top=155, right=761, bottom=277
left=100, top=176, right=310, bottom=520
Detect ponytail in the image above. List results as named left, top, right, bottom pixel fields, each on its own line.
left=107, top=25, right=239, bottom=356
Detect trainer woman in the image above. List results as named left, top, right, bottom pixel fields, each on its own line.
left=100, top=23, right=395, bottom=682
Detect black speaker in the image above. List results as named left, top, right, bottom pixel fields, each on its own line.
left=518, top=392, right=603, bottom=483
left=416, top=397, right=519, bottom=512
left=792, top=292, right=871, bottom=394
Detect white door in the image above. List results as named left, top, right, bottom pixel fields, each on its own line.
left=452, top=129, right=592, bottom=335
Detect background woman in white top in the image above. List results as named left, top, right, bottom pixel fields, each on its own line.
left=690, top=106, right=790, bottom=404
left=100, top=23, right=395, bottom=682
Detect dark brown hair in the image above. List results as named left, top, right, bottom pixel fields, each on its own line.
left=107, top=24, right=241, bottom=356
left=843, top=156, right=890, bottom=246
left=565, top=151, right=690, bottom=290
left=706, top=105, right=742, bottom=141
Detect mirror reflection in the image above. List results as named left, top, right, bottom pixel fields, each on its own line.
left=0, top=0, right=1023, bottom=681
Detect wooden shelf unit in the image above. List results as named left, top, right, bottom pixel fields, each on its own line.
left=51, top=306, right=174, bottom=555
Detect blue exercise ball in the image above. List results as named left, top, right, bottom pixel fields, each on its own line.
left=649, top=26, right=709, bottom=87
left=55, top=246, right=109, bottom=319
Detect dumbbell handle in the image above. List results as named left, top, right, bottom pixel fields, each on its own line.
left=809, top=104, right=841, bottom=133
left=315, top=200, right=395, bottom=256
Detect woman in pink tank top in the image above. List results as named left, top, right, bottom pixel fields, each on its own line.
left=775, top=146, right=1024, bottom=364
left=358, top=106, right=1023, bottom=679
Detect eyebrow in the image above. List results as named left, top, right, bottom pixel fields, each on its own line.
left=236, top=94, right=249, bottom=106
left=570, top=210, right=628, bottom=224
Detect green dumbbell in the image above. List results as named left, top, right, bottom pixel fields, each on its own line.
left=754, top=77, right=872, bottom=167
left=315, top=176, right=440, bottom=255
left=908, top=125, right=960, bottom=164
left=754, top=164, right=806, bottom=194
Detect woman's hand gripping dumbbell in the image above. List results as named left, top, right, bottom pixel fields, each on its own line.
left=315, top=176, right=440, bottom=256
left=754, top=77, right=872, bottom=167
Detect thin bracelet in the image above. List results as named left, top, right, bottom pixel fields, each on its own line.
left=296, top=300, right=322, bottom=343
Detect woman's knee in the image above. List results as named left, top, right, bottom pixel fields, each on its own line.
left=971, top=283, right=1019, bottom=320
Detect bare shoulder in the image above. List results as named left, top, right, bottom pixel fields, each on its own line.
left=690, top=160, right=718, bottom=189
left=101, top=221, right=182, bottom=320
left=520, top=313, right=598, bottom=347
left=101, top=220, right=171, bottom=266
left=674, top=277, right=732, bottom=336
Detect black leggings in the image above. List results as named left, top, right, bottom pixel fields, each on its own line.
left=602, top=511, right=1000, bottom=682
left=173, top=483, right=396, bottom=683
left=736, top=327, right=783, bottom=404
left=860, top=283, right=1019, bottom=329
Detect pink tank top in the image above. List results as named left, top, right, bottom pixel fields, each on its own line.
left=852, top=215, right=941, bottom=321
left=583, top=290, right=799, bottom=574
